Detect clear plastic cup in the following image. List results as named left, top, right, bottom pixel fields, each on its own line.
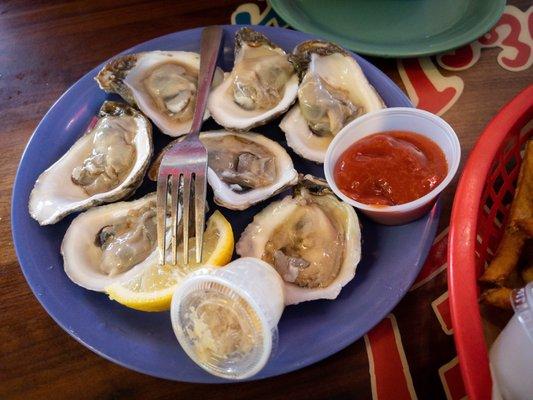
left=170, top=257, right=285, bottom=379
left=490, top=282, right=533, bottom=400
left=324, top=108, right=461, bottom=225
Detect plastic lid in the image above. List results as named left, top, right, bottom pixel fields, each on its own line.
left=511, top=282, right=533, bottom=343
left=171, top=275, right=275, bottom=380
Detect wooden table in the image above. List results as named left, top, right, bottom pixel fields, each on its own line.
left=1, top=1, right=531, bottom=399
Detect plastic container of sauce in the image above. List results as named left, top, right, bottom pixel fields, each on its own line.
left=324, top=108, right=461, bottom=225
left=170, top=257, right=285, bottom=379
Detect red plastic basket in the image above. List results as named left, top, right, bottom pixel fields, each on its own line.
left=448, top=85, right=533, bottom=400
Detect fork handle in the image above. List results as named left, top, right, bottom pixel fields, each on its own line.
left=189, top=26, right=223, bottom=137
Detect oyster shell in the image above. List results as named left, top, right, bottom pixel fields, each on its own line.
left=62, top=194, right=158, bottom=291
left=236, top=175, right=361, bottom=305
left=29, top=101, right=152, bottom=225
left=201, top=130, right=298, bottom=209
left=280, top=40, right=384, bottom=162
left=207, top=28, right=299, bottom=131
left=147, top=131, right=298, bottom=210
left=96, top=51, right=223, bottom=137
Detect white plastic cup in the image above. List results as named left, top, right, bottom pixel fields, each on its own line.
left=324, top=108, right=461, bottom=225
left=170, top=258, right=285, bottom=380
left=490, top=282, right=533, bottom=400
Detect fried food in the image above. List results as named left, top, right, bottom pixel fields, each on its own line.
left=480, top=141, right=533, bottom=284
left=480, top=287, right=514, bottom=310
left=479, top=141, right=533, bottom=312
left=480, top=227, right=527, bottom=284
left=522, top=265, right=533, bottom=283
left=516, top=218, right=533, bottom=237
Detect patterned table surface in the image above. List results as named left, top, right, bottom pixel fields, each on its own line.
left=0, top=1, right=531, bottom=399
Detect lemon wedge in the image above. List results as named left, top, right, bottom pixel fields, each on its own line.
left=105, top=210, right=234, bottom=312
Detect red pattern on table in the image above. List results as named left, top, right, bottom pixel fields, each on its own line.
left=439, top=358, right=468, bottom=400
left=432, top=291, right=453, bottom=335
left=365, top=228, right=463, bottom=399
left=438, top=5, right=532, bottom=72
left=364, top=315, right=417, bottom=400
left=397, top=58, right=463, bottom=116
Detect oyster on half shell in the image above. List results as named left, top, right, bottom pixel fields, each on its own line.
left=29, top=101, right=152, bottom=225
left=236, top=175, right=361, bottom=305
left=207, top=28, right=299, bottom=131
left=61, top=194, right=159, bottom=291
left=96, top=51, right=223, bottom=137
left=280, top=40, right=384, bottom=163
left=202, top=130, right=298, bottom=209
left=148, top=130, right=298, bottom=210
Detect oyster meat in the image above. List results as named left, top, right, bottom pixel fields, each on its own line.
left=29, top=101, right=152, bottom=225
left=207, top=28, right=299, bottom=131
left=280, top=40, right=384, bottom=162
left=96, top=51, right=223, bottom=137
left=236, top=176, right=361, bottom=305
left=202, top=131, right=298, bottom=209
left=62, top=194, right=159, bottom=291
left=148, top=130, right=298, bottom=210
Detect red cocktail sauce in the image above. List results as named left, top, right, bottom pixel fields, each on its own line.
left=334, top=131, right=448, bottom=206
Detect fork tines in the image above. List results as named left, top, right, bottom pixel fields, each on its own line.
left=156, top=164, right=207, bottom=266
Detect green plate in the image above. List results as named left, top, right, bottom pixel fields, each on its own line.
left=269, top=0, right=505, bottom=58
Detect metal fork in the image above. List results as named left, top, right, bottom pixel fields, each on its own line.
left=156, top=26, right=223, bottom=266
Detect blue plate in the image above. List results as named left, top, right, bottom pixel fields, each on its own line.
left=11, top=25, right=439, bottom=382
